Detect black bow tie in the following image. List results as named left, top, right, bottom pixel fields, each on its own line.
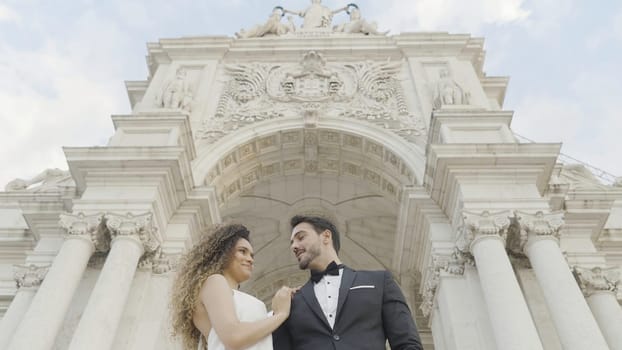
left=310, top=261, right=344, bottom=283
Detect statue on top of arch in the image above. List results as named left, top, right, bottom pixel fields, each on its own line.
left=235, top=2, right=388, bottom=38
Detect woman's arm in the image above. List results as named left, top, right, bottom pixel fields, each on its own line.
left=201, top=274, right=291, bottom=350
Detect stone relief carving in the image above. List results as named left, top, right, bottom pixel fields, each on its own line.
left=235, top=2, right=388, bottom=38
left=198, top=51, right=425, bottom=144
left=13, top=264, right=49, bottom=288
left=4, top=168, right=72, bottom=192
left=432, top=68, right=470, bottom=109
left=573, top=266, right=620, bottom=296
left=155, top=68, right=193, bottom=113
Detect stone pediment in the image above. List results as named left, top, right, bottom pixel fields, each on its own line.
left=197, top=51, right=426, bottom=145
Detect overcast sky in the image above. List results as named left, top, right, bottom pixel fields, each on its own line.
left=1, top=0, right=621, bottom=187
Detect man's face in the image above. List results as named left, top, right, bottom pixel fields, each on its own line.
left=290, top=222, right=323, bottom=270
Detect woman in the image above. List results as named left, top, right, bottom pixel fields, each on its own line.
left=171, top=224, right=293, bottom=349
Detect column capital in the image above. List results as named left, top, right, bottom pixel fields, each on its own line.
left=457, top=210, right=512, bottom=252
left=573, top=266, right=620, bottom=296
left=420, top=249, right=473, bottom=316
left=104, top=212, right=162, bottom=258
left=516, top=210, right=564, bottom=239
left=13, top=264, right=49, bottom=289
left=58, top=212, right=107, bottom=251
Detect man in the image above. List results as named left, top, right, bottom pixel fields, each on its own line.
left=273, top=215, right=423, bottom=350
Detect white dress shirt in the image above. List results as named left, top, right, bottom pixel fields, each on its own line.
left=313, top=267, right=343, bottom=329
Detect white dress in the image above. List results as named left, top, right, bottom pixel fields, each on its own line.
left=199, top=289, right=273, bottom=350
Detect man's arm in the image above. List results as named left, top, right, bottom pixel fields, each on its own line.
left=381, top=271, right=423, bottom=350
left=272, top=322, right=293, bottom=350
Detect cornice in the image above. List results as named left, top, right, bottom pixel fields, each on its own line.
left=63, top=146, right=192, bottom=197
left=111, top=113, right=197, bottom=160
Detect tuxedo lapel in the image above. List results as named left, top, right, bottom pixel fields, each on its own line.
left=299, top=280, right=331, bottom=329
left=335, top=267, right=356, bottom=323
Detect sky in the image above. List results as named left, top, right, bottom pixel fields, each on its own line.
left=1, top=0, right=621, bottom=187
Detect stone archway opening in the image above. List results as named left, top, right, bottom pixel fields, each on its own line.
left=202, top=127, right=420, bottom=303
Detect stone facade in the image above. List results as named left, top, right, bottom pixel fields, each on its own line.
left=1, top=5, right=622, bottom=350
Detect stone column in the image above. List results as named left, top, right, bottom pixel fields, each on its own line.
left=128, top=255, right=175, bottom=350
left=68, top=212, right=161, bottom=350
left=0, top=264, right=49, bottom=349
left=574, top=266, right=622, bottom=350
left=7, top=213, right=102, bottom=350
left=461, top=211, right=544, bottom=350
left=520, top=211, right=610, bottom=350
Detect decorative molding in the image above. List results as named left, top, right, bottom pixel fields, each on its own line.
left=13, top=264, right=50, bottom=289
left=197, top=51, right=425, bottom=145
left=59, top=212, right=108, bottom=252
left=573, top=266, right=620, bottom=296
left=456, top=210, right=512, bottom=252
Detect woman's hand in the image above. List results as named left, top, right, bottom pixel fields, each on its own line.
left=272, top=286, right=293, bottom=318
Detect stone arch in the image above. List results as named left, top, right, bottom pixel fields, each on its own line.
left=191, top=118, right=427, bottom=303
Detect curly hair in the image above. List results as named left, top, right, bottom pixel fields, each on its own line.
left=170, top=224, right=251, bottom=349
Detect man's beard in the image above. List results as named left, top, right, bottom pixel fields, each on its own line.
left=298, top=244, right=321, bottom=270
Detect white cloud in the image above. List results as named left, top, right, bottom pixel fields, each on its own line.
left=0, top=43, right=121, bottom=186
left=520, top=0, right=576, bottom=38
left=369, top=0, right=529, bottom=33
left=0, top=3, right=20, bottom=23
left=0, top=9, right=136, bottom=186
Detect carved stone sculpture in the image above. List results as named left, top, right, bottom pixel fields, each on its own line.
left=199, top=51, right=426, bottom=145
left=4, top=168, right=70, bottom=192
left=236, top=7, right=294, bottom=38
left=283, top=0, right=347, bottom=29
left=333, top=4, right=388, bottom=35
left=156, top=68, right=192, bottom=112
left=433, top=68, right=470, bottom=109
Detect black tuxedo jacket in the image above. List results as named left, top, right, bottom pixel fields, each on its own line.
left=273, top=267, right=422, bottom=350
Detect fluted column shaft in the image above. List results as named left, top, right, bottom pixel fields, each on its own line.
left=525, top=236, right=609, bottom=350
left=7, top=236, right=95, bottom=350
left=471, top=235, right=544, bottom=350
left=68, top=235, right=144, bottom=350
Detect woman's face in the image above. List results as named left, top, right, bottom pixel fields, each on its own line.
left=224, top=238, right=255, bottom=284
